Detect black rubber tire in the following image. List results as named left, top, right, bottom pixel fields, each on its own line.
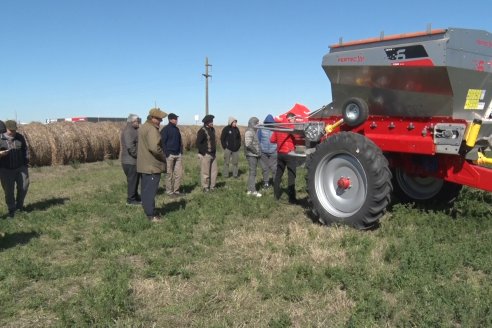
left=342, top=98, right=369, bottom=127
left=306, top=132, right=392, bottom=229
left=392, top=168, right=463, bottom=206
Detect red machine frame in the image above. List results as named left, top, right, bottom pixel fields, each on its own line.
left=314, top=115, right=492, bottom=192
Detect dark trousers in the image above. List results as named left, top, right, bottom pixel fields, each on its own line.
left=122, top=164, right=140, bottom=202
left=0, top=166, right=30, bottom=214
left=274, top=153, right=297, bottom=201
left=140, top=173, right=161, bottom=217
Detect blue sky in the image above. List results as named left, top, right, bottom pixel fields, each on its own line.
left=1, top=0, right=491, bottom=125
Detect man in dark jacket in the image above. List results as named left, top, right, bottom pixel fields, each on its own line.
left=196, top=114, right=217, bottom=192
left=220, top=116, right=241, bottom=178
left=120, top=114, right=141, bottom=205
left=0, top=120, right=30, bottom=218
left=160, top=113, right=183, bottom=196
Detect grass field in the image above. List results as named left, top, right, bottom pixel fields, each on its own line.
left=0, top=149, right=491, bottom=327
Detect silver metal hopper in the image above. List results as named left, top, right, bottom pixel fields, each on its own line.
left=322, top=27, right=492, bottom=141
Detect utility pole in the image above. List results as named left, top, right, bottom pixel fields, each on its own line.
left=202, top=57, right=212, bottom=116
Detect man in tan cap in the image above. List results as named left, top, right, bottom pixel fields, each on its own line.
left=137, top=107, right=167, bottom=222
left=0, top=120, right=30, bottom=218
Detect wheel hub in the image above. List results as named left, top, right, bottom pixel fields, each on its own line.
left=337, top=176, right=351, bottom=190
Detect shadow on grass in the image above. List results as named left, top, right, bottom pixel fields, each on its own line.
left=157, top=199, right=187, bottom=216
left=219, top=168, right=247, bottom=178
left=24, top=197, right=70, bottom=212
left=0, top=231, right=40, bottom=250
left=181, top=182, right=198, bottom=194
left=215, top=181, right=226, bottom=189
left=158, top=182, right=199, bottom=195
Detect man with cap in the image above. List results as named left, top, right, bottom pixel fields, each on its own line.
left=120, top=113, right=141, bottom=205
left=160, top=113, right=183, bottom=196
left=196, top=114, right=217, bottom=192
left=0, top=120, right=30, bottom=218
left=137, top=108, right=167, bottom=222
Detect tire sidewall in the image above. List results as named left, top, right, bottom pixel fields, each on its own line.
left=307, top=132, right=389, bottom=229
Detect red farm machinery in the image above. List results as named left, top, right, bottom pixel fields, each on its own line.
left=265, top=27, right=492, bottom=229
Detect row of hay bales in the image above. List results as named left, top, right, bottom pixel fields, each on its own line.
left=18, top=122, right=246, bottom=167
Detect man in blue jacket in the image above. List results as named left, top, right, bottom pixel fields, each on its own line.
left=258, top=114, right=277, bottom=188
left=160, top=113, right=183, bottom=196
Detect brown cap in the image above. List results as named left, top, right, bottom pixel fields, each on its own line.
left=5, top=120, right=17, bottom=131
left=148, top=107, right=167, bottom=119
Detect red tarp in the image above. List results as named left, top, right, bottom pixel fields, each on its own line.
left=274, top=103, right=310, bottom=122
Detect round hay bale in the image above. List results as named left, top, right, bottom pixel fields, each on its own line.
left=15, top=121, right=244, bottom=167
left=180, top=125, right=200, bottom=151
left=97, top=121, right=123, bottom=160
left=68, top=122, right=94, bottom=163
left=45, top=122, right=91, bottom=165
left=82, top=122, right=107, bottom=162
left=18, top=123, right=53, bottom=167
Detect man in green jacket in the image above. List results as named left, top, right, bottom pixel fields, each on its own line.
left=137, top=107, right=167, bottom=222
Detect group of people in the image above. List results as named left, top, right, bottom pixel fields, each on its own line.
left=120, top=107, right=301, bottom=222
left=0, top=120, right=30, bottom=218
left=120, top=108, right=180, bottom=222
left=244, top=112, right=299, bottom=203
left=0, top=108, right=300, bottom=221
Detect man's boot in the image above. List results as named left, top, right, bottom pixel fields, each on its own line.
left=288, top=185, right=297, bottom=204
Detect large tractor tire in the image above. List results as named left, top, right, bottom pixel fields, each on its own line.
left=392, top=168, right=463, bottom=205
left=306, top=132, right=392, bottom=229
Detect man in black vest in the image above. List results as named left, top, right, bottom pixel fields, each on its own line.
left=196, top=114, right=217, bottom=192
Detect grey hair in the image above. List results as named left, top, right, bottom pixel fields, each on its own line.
left=127, top=114, right=139, bottom=123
